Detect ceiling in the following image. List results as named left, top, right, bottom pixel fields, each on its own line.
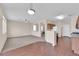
left=1, top=3, right=79, bottom=22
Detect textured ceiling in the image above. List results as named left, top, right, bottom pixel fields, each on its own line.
left=1, top=3, right=79, bottom=22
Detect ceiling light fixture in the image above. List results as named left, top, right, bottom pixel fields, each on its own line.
left=55, top=15, right=65, bottom=20
left=27, top=3, right=35, bottom=15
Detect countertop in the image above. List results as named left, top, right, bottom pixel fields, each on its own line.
left=71, top=32, right=79, bottom=37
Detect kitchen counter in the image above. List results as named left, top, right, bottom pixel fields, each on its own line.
left=71, top=32, right=79, bottom=37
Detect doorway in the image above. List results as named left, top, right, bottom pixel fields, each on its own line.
left=40, top=23, right=45, bottom=39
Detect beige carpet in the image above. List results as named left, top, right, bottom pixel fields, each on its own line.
left=2, top=35, right=45, bottom=52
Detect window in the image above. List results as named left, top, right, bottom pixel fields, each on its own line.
left=33, top=24, right=38, bottom=31
left=2, top=16, right=7, bottom=34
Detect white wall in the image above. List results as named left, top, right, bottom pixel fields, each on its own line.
left=62, top=24, right=71, bottom=37
left=54, top=16, right=72, bottom=37
left=7, top=20, right=32, bottom=38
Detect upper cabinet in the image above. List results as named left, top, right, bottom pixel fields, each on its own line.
left=47, top=23, right=55, bottom=31
left=76, top=16, right=79, bottom=29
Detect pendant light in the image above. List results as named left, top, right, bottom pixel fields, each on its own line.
left=27, top=3, right=35, bottom=15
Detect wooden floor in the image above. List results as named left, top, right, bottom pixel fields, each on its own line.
left=0, top=37, right=78, bottom=56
